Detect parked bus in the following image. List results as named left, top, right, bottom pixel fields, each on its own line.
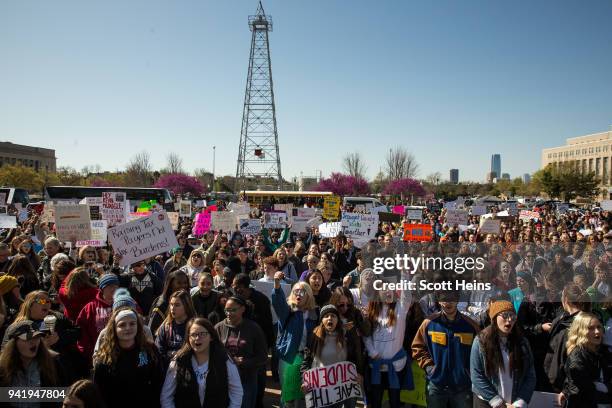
left=240, top=190, right=333, bottom=207
left=44, top=186, right=174, bottom=211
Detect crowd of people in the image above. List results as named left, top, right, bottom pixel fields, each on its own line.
left=0, top=197, right=610, bottom=408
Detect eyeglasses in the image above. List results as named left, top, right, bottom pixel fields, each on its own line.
left=224, top=308, right=239, bottom=313
left=35, top=298, right=50, bottom=305
left=498, top=311, right=517, bottom=321
left=189, top=331, right=210, bottom=339
left=292, top=289, right=306, bottom=296
left=192, top=254, right=202, bottom=258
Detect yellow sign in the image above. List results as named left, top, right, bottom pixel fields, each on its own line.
left=323, top=196, right=341, bottom=221
left=383, top=362, right=427, bottom=407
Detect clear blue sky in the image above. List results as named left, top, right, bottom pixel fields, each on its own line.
left=1, top=0, right=611, bottom=183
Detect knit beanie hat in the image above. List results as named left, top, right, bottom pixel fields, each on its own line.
left=319, top=304, right=340, bottom=322
left=488, top=300, right=514, bottom=321
left=0, top=275, right=19, bottom=296
left=113, top=288, right=137, bottom=310
left=98, top=273, right=119, bottom=290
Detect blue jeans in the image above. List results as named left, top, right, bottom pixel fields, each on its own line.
left=427, top=382, right=472, bottom=408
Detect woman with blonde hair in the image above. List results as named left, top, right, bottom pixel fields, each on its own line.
left=179, top=249, right=206, bottom=288
left=560, top=312, right=612, bottom=407
left=93, top=307, right=164, bottom=408
left=272, top=272, right=318, bottom=407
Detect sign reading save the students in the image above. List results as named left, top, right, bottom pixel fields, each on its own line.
left=303, top=361, right=362, bottom=408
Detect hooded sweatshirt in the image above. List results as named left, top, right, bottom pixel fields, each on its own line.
left=58, top=276, right=98, bottom=322
left=179, top=263, right=206, bottom=288
left=76, top=290, right=112, bottom=362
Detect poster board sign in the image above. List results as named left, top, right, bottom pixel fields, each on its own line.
left=341, top=212, right=379, bottom=247
left=396, top=361, right=426, bottom=406
left=193, top=212, right=211, bottom=236
left=108, top=212, right=178, bottom=266
left=443, top=201, right=457, bottom=210
left=230, top=202, right=251, bottom=218
left=75, top=240, right=104, bottom=247
left=239, top=218, right=262, bottom=235
left=369, top=205, right=388, bottom=215
left=602, top=200, right=612, bottom=211
left=528, top=391, right=562, bottom=408
left=80, top=197, right=103, bottom=220
left=306, top=216, right=323, bottom=229
left=519, top=210, right=539, bottom=222
left=378, top=212, right=402, bottom=223
left=0, top=215, right=17, bottom=229
left=90, top=220, right=108, bottom=242
left=211, top=211, right=236, bottom=232
left=195, top=200, right=206, bottom=208
left=179, top=201, right=192, bottom=218
left=392, top=205, right=405, bottom=215
left=323, top=196, right=341, bottom=220
left=303, top=361, right=362, bottom=408
left=290, top=216, right=311, bottom=233
left=406, top=209, right=423, bottom=220
left=294, top=207, right=316, bottom=218
left=264, top=212, right=288, bottom=229
left=471, top=205, right=487, bottom=216
left=480, top=219, right=501, bottom=234
left=319, top=222, right=342, bottom=238
left=167, top=212, right=179, bottom=230
left=273, top=203, right=293, bottom=213
left=55, top=205, right=92, bottom=243
left=128, top=211, right=151, bottom=222
left=252, top=280, right=292, bottom=299
left=41, top=205, right=55, bottom=224
left=445, top=210, right=468, bottom=226
left=402, top=223, right=433, bottom=242
left=101, top=192, right=126, bottom=227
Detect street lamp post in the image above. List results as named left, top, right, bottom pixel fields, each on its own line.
left=212, top=145, right=216, bottom=193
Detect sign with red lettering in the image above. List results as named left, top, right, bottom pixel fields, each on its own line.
left=303, top=361, right=362, bottom=408
left=402, top=223, right=433, bottom=242
left=101, top=192, right=126, bottom=227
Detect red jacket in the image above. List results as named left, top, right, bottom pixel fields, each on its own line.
left=58, top=275, right=98, bottom=323
left=76, top=291, right=112, bottom=363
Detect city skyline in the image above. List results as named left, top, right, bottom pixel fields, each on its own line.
left=1, top=1, right=611, bottom=183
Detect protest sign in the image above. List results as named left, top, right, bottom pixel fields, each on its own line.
left=252, top=280, right=292, bottom=299
left=529, top=391, right=562, bottom=408
left=239, top=218, right=262, bottom=235
left=406, top=208, right=423, bottom=220
left=41, top=205, right=55, bottom=224
left=341, top=213, right=378, bottom=247
left=602, top=200, right=612, bottom=211
left=273, top=203, right=293, bottom=213
left=471, top=205, right=487, bottom=216
left=230, top=202, right=251, bottom=218
left=319, top=222, right=342, bottom=238
left=291, top=216, right=311, bottom=233
left=77, top=220, right=108, bottom=247
left=80, top=197, right=103, bottom=220
left=369, top=205, right=388, bottom=215
left=403, top=223, right=433, bottom=242
left=128, top=211, right=151, bottom=222
left=108, top=212, right=178, bottom=266
left=443, top=201, right=457, bottom=210
left=211, top=211, right=236, bottom=232
left=303, top=361, right=362, bottom=408
left=195, top=200, right=206, bottom=208
left=179, top=201, right=192, bottom=218
left=480, top=219, right=501, bottom=234
left=445, top=209, right=468, bottom=226
left=167, top=212, right=179, bottom=230
left=0, top=215, right=17, bottom=229
left=193, top=212, right=211, bottom=236
left=378, top=212, right=402, bottom=223
left=264, top=212, right=288, bottom=229
left=396, top=361, right=426, bottom=406
left=55, top=205, right=92, bottom=243
left=306, top=216, right=323, bottom=229
left=323, top=196, right=341, bottom=220
left=519, top=210, right=539, bottom=222
left=18, top=209, right=28, bottom=223
left=101, top=192, right=126, bottom=227
left=294, top=207, right=316, bottom=218
left=392, top=205, right=405, bottom=215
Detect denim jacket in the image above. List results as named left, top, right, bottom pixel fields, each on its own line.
left=470, top=335, right=536, bottom=407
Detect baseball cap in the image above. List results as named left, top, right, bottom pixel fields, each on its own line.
left=2, top=320, right=44, bottom=348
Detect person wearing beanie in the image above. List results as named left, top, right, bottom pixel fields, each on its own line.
left=0, top=274, right=19, bottom=297
left=508, top=271, right=536, bottom=312
left=76, top=273, right=119, bottom=365
left=470, top=300, right=536, bottom=408
left=0, top=274, right=22, bottom=340
left=300, top=303, right=363, bottom=407
left=412, top=290, right=480, bottom=408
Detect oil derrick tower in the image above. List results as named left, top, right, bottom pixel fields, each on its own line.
left=235, top=1, right=282, bottom=192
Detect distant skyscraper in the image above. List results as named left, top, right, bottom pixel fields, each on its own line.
left=490, top=154, right=501, bottom=179
left=522, top=173, right=531, bottom=183
left=501, top=173, right=510, bottom=180
left=450, top=169, right=459, bottom=184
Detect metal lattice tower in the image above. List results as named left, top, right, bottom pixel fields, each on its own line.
left=235, top=1, right=282, bottom=191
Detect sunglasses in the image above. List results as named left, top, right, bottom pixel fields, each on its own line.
left=498, top=311, right=517, bottom=321
left=35, top=298, right=51, bottom=305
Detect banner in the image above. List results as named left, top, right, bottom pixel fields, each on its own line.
left=445, top=209, right=468, bottom=226
left=128, top=211, right=151, bottom=222
left=273, top=203, right=293, bottom=213
left=471, top=205, right=487, bottom=216
left=193, top=212, right=211, bottom=236
left=211, top=211, right=236, bottom=232
left=403, top=223, right=433, bottom=242
left=406, top=209, right=423, bottom=220
left=294, top=207, right=316, bottom=218
left=179, top=201, right=192, bottom=218
left=167, top=212, right=179, bottom=230
left=480, top=219, right=501, bottom=234
left=239, top=218, right=262, bottom=235
left=108, top=212, right=178, bottom=266
left=303, top=361, right=362, bottom=408
left=0, top=215, right=17, bottom=229
left=319, top=222, right=342, bottom=238
left=101, top=192, right=126, bottom=227
left=341, top=212, right=379, bottom=247
left=264, top=212, right=288, bottom=229
left=55, top=205, right=92, bottom=243
left=290, top=216, right=311, bottom=233
left=323, top=196, right=341, bottom=220
left=519, top=210, right=539, bottom=222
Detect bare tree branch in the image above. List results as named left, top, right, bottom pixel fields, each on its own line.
left=342, top=152, right=367, bottom=179
left=125, top=151, right=153, bottom=186
left=166, top=152, right=184, bottom=174
left=385, top=147, right=419, bottom=180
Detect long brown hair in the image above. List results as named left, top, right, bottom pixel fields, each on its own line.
left=0, top=336, right=58, bottom=386
left=479, top=317, right=525, bottom=377
left=14, top=290, right=49, bottom=322
left=366, top=292, right=397, bottom=330
left=64, top=267, right=96, bottom=299
left=311, top=314, right=345, bottom=357
left=7, top=255, right=37, bottom=280
left=93, top=307, right=158, bottom=367
left=156, top=290, right=196, bottom=336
